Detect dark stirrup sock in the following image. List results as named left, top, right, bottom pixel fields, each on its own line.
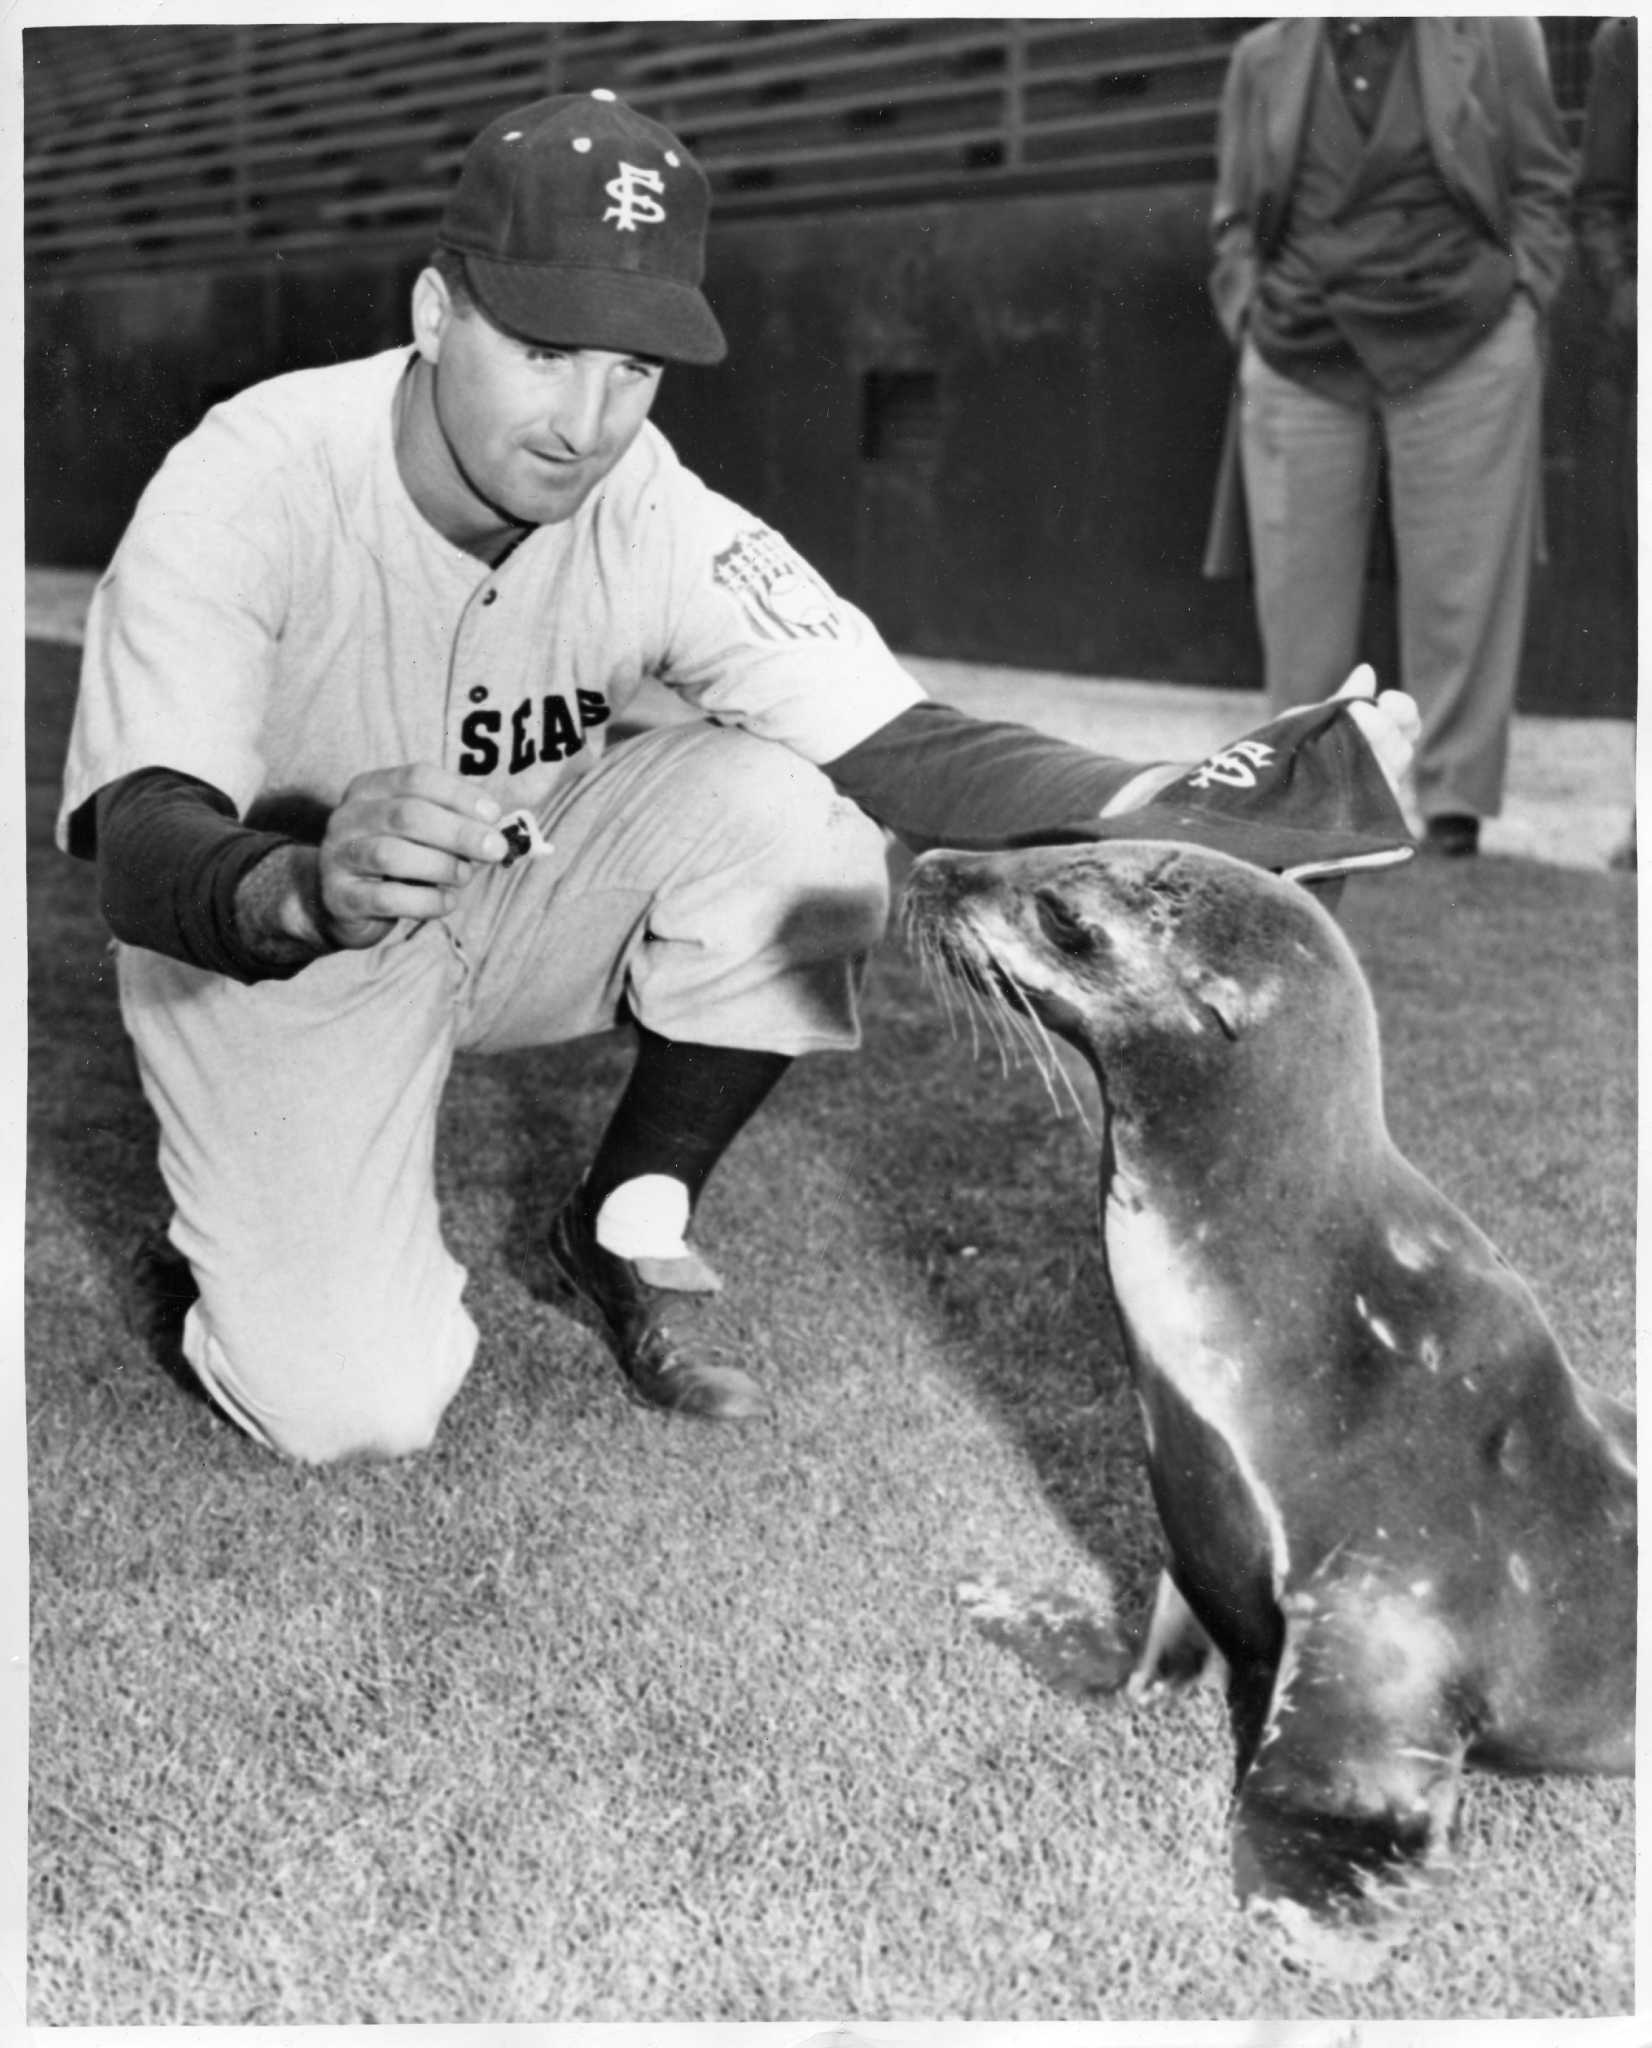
left=579, top=1026, right=793, bottom=1222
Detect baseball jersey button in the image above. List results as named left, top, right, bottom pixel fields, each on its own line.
left=469, top=686, right=488, bottom=704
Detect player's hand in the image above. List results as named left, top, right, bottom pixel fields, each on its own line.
left=316, top=764, right=509, bottom=949
left=1333, top=664, right=1419, bottom=803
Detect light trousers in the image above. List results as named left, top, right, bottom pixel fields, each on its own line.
left=119, top=722, right=890, bottom=1463
left=1239, top=296, right=1543, bottom=820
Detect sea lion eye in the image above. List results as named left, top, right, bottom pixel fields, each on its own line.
left=1034, top=888, right=1097, bottom=958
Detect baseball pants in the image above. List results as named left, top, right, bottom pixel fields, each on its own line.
left=117, top=722, right=890, bottom=1464
left=1238, top=293, right=1543, bottom=821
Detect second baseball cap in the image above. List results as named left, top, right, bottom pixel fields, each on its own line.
left=437, top=89, right=727, bottom=366
left=1015, top=693, right=1418, bottom=883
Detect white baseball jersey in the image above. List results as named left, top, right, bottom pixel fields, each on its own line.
left=57, top=346, right=926, bottom=852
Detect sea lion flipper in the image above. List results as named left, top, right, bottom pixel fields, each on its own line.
left=1127, top=1569, right=1225, bottom=1697
left=1230, top=1593, right=1466, bottom=1961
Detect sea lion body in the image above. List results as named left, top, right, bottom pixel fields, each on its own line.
left=902, top=841, right=1634, bottom=1949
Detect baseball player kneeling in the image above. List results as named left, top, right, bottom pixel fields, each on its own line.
left=59, top=91, right=1420, bottom=1461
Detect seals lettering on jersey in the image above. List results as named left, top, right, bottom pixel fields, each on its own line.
left=713, top=527, right=844, bottom=643
left=459, top=687, right=611, bottom=777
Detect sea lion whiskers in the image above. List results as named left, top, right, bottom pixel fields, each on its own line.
left=908, top=906, right=1100, bottom=1135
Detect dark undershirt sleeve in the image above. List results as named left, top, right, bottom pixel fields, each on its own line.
left=90, top=767, right=308, bottom=984
left=821, top=698, right=1149, bottom=853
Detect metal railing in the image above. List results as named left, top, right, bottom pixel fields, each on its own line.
left=25, top=18, right=1601, bottom=283
left=23, top=20, right=1247, bottom=278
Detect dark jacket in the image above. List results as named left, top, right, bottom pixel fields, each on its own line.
left=1204, top=16, right=1574, bottom=576
left=1573, top=16, right=1636, bottom=329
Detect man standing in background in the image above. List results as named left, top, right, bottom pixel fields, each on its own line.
left=1204, top=18, right=1573, bottom=858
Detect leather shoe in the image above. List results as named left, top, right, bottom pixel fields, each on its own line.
left=544, top=1193, right=771, bottom=1422
left=1423, top=814, right=1479, bottom=859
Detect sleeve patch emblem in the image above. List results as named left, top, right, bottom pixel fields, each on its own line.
left=712, top=527, right=844, bottom=642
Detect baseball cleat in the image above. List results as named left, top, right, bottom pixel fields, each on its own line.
left=544, top=1192, right=771, bottom=1422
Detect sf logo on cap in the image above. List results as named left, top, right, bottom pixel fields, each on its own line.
left=604, top=162, right=667, bottom=231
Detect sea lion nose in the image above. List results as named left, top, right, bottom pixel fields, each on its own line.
left=904, top=848, right=999, bottom=914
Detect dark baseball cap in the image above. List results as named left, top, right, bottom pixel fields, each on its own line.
left=1014, top=695, right=1417, bottom=883
left=437, top=89, right=727, bottom=366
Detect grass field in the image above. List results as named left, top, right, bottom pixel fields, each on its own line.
left=24, top=635, right=1637, bottom=2024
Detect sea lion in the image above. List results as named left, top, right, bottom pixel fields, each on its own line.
left=902, top=840, right=1635, bottom=1967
